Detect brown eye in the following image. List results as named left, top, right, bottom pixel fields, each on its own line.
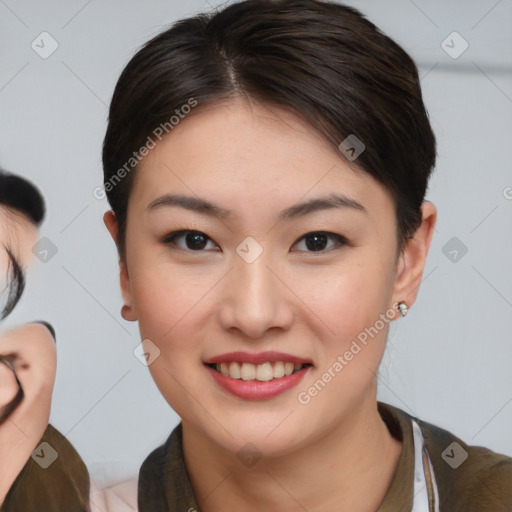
left=292, top=232, right=347, bottom=253
left=162, top=230, right=217, bottom=251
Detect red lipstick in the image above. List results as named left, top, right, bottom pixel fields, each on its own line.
left=204, top=351, right=312, bottom=366
left=204, top=351, right=313, bottom=400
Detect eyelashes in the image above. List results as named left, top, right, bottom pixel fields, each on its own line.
left=0, top=245, right=26, bottom=321
left=162, top=229, right=349, bottom=254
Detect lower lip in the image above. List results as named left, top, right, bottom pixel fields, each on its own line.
left=205, top=364, right=311, bottom=400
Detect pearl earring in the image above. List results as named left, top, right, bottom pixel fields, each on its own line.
left=397, top=301, right=408, bottom=317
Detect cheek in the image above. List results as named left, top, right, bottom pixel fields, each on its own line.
left=128, top=247, right=221, bottom=363
left=129, top=258, right=211, bottom=415
left=131, top=266, right=203, bottom=344
left=295, top=251, right=394, bottom=372
left=127, top=240, right=185, bottom=323
left=299, top=251, right=392, bottom=327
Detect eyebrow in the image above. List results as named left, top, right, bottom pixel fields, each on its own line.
left=145, top=193, right=367, bottom=221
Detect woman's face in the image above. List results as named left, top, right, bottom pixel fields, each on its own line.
left=106, top=97, right=432, bottom=456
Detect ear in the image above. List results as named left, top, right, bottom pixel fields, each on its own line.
left=103, top=210, right=137, bottom=321
left=391, top=201, right=437, bottom=315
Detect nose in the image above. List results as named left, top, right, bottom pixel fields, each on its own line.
left=217, top=251, right=294, bottom=339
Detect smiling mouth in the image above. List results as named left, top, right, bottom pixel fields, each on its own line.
left=206, top=361, right=313, bottom=381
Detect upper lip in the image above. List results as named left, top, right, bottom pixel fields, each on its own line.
left=204, top=351, right=313, bottom=366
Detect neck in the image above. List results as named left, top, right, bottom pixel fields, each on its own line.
left=182, top=394, right=402, bottom=512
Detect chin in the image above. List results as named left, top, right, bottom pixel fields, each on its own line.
left=190, top=405, right=315, bottom=458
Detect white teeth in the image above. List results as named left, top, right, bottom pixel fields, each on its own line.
left=229, top=361, right=241, bottom=379
left=256, top=362, right=274, bottom=381
left=219, top=362, right=229, bottom=377
left=241, top=363, right=256, bottom=381
left=273, top=361, right=285, bottom=378
left=213, top=361, right=306, bottom=381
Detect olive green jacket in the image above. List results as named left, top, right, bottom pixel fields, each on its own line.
left=2, top=402, right=511, bottom=511
left=138, top=402, right=512, bottom=511
left=0, top=424, right=90, bottom=511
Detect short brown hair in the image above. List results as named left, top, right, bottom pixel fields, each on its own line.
left=102, top=0, right=436, bottom=260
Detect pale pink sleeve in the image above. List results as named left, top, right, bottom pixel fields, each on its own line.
left=89, top=477, right=138, bottom=512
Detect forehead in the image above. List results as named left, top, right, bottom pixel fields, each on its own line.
left=132, top=97, right=393, bottom=217
left=0, top=206, right=38, bottom=265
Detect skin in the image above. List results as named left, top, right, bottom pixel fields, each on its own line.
left=0, top=208, right=57, bottom=505
left=104, top=96, right=436, bottom=511
left=0, top=208, right=39, bottom=276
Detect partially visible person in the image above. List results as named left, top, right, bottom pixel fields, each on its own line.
left=0, top=168, right=90, bottom=511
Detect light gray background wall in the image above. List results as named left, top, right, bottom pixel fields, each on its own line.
left=1, top=0, right=511, bottom=484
